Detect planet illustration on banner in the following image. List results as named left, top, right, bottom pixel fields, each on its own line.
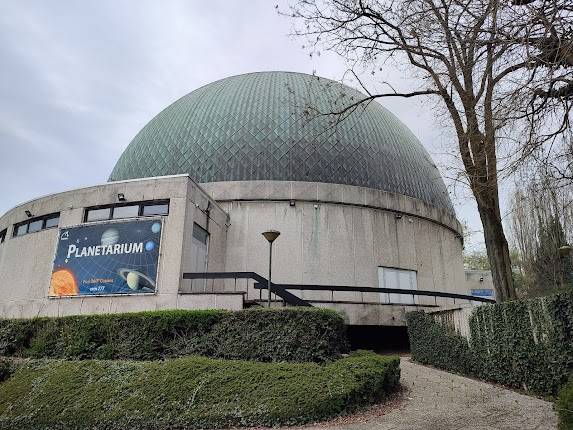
left=101, top=228, right=120, bottom=246
left=118, top=269, right=156, bottom=292
left=49, top=269, right=79, bottom=296
left=151, top=222, right=161, bottom=234
left=145, top=241, right=156, bottom=251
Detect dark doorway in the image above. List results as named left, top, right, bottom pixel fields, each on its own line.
left=347, top=325, right=410, bottom=353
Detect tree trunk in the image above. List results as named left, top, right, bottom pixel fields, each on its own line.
left=479, top=204, right=518, bottom=302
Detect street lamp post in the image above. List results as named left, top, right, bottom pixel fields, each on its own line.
left=262, top=230, right=281, bottom=308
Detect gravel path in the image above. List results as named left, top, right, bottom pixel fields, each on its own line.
left=301, top=357, right=558, bottom=430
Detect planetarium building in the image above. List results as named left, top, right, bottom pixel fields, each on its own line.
left=0, top=71, right=471, bottom=326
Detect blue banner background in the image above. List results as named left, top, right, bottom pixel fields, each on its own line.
left=50, top=219, right=162, bottom=296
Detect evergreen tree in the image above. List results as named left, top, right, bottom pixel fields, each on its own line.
left=533, top=215, right=571, bottom=293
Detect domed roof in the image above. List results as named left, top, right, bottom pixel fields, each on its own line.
left=110, top=71, right=453, bottom=213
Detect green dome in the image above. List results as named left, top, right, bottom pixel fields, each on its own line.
left=110, top=71, right=453, bottom=213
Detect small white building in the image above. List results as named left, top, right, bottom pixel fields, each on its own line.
left=465, top=269, right=496, bottom=300
left=0, top=71, right=475, bottom=326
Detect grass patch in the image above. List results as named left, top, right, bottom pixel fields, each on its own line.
left=0, top=307, right=348, bottom=363
left=0, top=351, right=400, bottom=430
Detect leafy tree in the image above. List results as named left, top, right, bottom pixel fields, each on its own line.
left=464, top=250, right=491, bottom=271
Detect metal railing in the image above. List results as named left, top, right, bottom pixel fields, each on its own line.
left=181, top=272, right=496, bottom=307
left=253, top=283, right=496, bottom=305
left=182, top=272, right=310, bottom=306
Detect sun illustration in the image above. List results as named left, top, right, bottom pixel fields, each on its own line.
left=49, top=269, right=78, bottom=296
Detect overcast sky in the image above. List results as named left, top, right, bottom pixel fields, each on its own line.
left=0, top=0, right=505, bottom=251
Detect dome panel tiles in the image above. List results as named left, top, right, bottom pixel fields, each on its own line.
left=110, top=71, right=454, bottom=213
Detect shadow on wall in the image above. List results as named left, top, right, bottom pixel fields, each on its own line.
left=347, top=325, right=410, bottom=353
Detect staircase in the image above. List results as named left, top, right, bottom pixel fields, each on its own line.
left=182, top=271, right=312, bottom=307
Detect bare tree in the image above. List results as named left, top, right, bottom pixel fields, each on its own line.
left=509, top=1, right=573, bottom=183
left=287, top=0, right=572, bottom=301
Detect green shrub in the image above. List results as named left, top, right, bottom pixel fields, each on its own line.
left=0, top=352, right=400, bottom=430
left=406, top=291, right=573, bottom=396
left=201, top=307, right=346, bottom=362
left=0, top=308, right=348, bottom=363
left=557, top=378, right=573, bottom=430
left=406, top=311, right=475, bottom=375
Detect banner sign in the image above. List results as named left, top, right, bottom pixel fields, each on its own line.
left=471, top=289, right=494, bottom=298
left=49, top=219, right=162, bottom=297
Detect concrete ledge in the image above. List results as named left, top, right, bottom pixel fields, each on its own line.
left=177, top=293, right=243, bottom=311
left=0, top=292, right=245, bottom=318
left=179, top=291, right=246, bottom=295
left=426, top=303, right=477, bottom=314
left=201, top=181, right=463, bottom=235
left=312, top=302, right=437, bottom=326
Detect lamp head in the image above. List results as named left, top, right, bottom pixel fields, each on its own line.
left=262, top=230, right=281, bottom=243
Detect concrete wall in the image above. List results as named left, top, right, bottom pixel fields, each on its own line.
left=203, top=181, right=466, bottom=325
left=0, top=175, right=230, bottom=318
left=0, top=176, right=467, bottom=325
left=426, top=304, right=476, bottom=339
left=315, top=302, right=422, bottom=326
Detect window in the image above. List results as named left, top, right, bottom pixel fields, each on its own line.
left=378, top=267, right=417, bottom=304
left=28, top=219, right=43, bottom=233
left=192, top=223, right=209, bottom=245
left=42, top=213, right=60, bottom=231
left=142, top=203, right=169, bottom=216
left=0, top=229, right=6, bottom=244
left=12, top=213, right=60, bottom=237
left=190, top=223, right=209, bottom=290
left=14, top=224, right=28, bottom=237
left=44, top=216, right=59, bottom=229
left=112, top=205, right=139, bottom=219
left=85, top=208, right=110, bottom=222
left=83, top=200, right=169, bottom=222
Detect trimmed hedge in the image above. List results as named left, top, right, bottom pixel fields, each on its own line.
left=406, top=311, right=475, bottom=376
left=0, top=308, right=348, bottom=363
left=557, top=378, right=573, bottom=430
left=0, top=359, right=12, bottom=383
left=406, top=292, right=573, bottom=396
left=0, top=352, right=400, bottom=430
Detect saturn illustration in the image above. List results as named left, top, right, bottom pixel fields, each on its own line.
left=117, top=269, right=156, bottom=292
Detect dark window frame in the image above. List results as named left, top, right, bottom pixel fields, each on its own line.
left=27, top=219, right=44, bottom=233
left=0, top=228, right=6, bottom=244
left=83, top=199, right=170, bottom=223
left=142, top=202, right=170, bottom=217
left=84, top=207, right=111, bottom=222
left=111, top=204, right=140, bottom=219
left=192, top=222, right=209, bottom=245
left=12, top=212, right=60, bottom=238
left=44, top=216, right=60, bottom=229
left=14, top=224, right=28, bottom=237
